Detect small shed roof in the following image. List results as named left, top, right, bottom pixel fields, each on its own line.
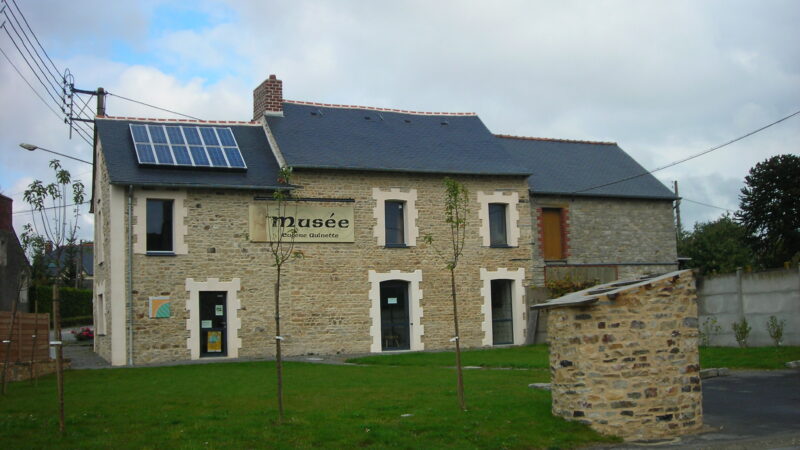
left=531, top=269, right=692, bottom=310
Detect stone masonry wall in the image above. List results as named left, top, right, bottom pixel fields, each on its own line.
left=547, top=271, right=702, bottom=441
left=127, top=170, right=533, bottom=364
left=530, top=196, right=677, bottom=286
left=92, top=148, right=112, bottom=362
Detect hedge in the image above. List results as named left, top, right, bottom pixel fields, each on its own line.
left=28, top=285, right=93, bottom=320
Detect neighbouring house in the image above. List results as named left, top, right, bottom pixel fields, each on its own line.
left=0, top=194, right=31, bottom=312
left=45, top=241, right=94, bottom=289
left=91, top=74, right=677, bottom=366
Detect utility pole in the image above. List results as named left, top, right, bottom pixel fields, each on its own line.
left=673, top=180, right=682, bottom=237
left=96, top=87, right=106, bottom=117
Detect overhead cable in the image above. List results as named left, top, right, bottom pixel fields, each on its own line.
left=107, top=92, right=203, bottom=120
left=571, top=109, right=800, bottom=194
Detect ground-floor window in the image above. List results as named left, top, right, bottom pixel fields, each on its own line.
left=491, top=280, right=514, bottom=345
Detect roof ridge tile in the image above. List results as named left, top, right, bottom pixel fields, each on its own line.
left=494, top=133, right=616, bottom=146
left=100, top=116, right=259, bottom=125
left=284, top=99, right=476, bottom=116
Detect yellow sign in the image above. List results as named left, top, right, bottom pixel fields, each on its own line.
left=249, top=204, right=355, bottom=243
left=207, top=331, right=222, bottom=352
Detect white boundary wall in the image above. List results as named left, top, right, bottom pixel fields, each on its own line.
left=697, top=267, right=800, bottom=346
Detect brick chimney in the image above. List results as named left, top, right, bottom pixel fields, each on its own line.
left=253, top=74, right=283, bottom=120
left=0, top=194, right=12, bottom=232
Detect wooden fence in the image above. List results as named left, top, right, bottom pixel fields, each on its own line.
left=0, top=311, right=51, bottom=362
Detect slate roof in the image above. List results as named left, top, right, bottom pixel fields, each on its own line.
left=496, top=135, right=677, bottom=200
left=95, top=118, right=284, bottom=190
left=264, top=102, right=531, bottom=176
left=46, top=242, right=94, bottom=277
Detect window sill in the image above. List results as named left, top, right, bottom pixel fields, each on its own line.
left=146, top=251, right=176, bottom=257
left=384, top=244, right=410, bottom=249
left=489, top=244, right=515, bottom=249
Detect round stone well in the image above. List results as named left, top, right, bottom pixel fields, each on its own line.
left=532, top=269, right=703, bottom=441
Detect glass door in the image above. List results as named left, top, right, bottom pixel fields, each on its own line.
left=200, top=291, right=227, bottom=357
left=380, top=281, right=410, bottom=351
left=491, top=280, right=513, bottom=345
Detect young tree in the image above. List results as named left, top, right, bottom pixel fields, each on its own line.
left=677, top=214, right=755, bottom=274
left=21, top=159, right=85, bottom=433
left=736, top=154, right=800, bottom=268
left=265, top=166, right=301, bottom=422
left=424, top=177, right=469, bottom=411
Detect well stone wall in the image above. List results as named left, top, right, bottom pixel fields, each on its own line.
left=546, top=270, right=702, bottom=441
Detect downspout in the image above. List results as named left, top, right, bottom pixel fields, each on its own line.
left=127, top=185, right=134, bottom=366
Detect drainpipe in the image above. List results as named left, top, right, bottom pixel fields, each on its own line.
left=127, top=185, right=134, bottom=366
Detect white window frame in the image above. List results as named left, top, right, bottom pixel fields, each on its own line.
left=132, top=189, right=188, bottom=255
left=368, top=269, right=424, bottom=352
left=477, top=191, right=520, bottom=247
left=94, top=280, right=107, bottom=335
left=372, top=188, right=418, bottom=247
left=480, top=268, right=526, bottom=346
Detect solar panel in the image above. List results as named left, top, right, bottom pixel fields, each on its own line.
left=129, top=124, right=247, bottom=169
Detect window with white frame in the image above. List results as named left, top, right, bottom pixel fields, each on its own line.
left=132, top=189, right=188, bottom=255
left=478, top=191, right=520, bottom=247
left=372, top=188, right=418, bottom=247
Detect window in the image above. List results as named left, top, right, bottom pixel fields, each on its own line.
left=385, top=201, right=405, bottom=246
left=372, top=188, right=418, bottom=247
left=542, top=208, right=565, bottom=260
left=488, top=203, right=508, bottom=247
left=146, top=199, right=174, bottom=252
left=96, top=293, right=106, bottom=335
left=477, top=191, right=520, bottom=247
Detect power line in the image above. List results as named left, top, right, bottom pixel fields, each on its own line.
left=572, top=108, right=800, bottom=194
left=1, top=23, right=63, bottom=108
left=2, top=1, right=61, bottom=88
left=107, top=92, right=202, bottom=120
left=6, top=0, right=61, bottom=81
left=0, top=42, right=63, bottom=121
left=682, top=197, right=732, bottom=212
left=12, top=200, right=90, bottom=215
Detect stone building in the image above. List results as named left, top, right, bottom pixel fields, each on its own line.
left=91, top=75, right=677, bottom=366
left=0, top=194, right=30, bottom=312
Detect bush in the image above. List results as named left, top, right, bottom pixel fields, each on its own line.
left=545, top=276, right=599, bottom=298
left=767, top=315, right=786, bottom=347
left=28, top=285, right=93, bottom=320
left=732, top=318, right=752, bottom=348
left=699, top=317, right=721, bottom=346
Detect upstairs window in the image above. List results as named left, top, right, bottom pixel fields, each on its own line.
left=385, top=201, right=406, bottom=246
left=489, top=203, right=508, bottom=247
left=146, top=199, right=174, bottom=252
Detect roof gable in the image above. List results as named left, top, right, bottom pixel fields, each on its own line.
left=265, top=102, right=531, bottom=176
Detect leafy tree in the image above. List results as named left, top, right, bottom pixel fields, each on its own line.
left=423, top=177, right=469, bottom=411
left=677, top=214, right=755, bottom=274
left=21, top=159, right=85, bottom=433
left=736, top=154, right=800, bottom=268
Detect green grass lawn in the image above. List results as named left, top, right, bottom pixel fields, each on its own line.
left=0, top=359, right=617, bottom=449
left=347, top=344, right=551, bottom=368
left=699, top=346, right=800, bottom=370
left=349, top=343, right=800, bottom=371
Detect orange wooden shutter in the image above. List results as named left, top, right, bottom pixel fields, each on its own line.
left=542, top=208, right=564, bottom=260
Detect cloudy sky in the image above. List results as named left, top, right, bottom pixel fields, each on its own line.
left=1, top=0, right=798, bottom=242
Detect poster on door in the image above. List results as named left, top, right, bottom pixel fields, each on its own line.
left=207, top=331, right=222, bottom=352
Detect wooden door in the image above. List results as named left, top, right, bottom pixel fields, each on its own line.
left=542, top=208, right=564, bottom=260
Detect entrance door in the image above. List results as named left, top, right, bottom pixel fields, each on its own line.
left=200, top=291, right=227, bottom=357
left=491, top=280, right=514, bottom=345
left=380, top=281, right=410, bottom=351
